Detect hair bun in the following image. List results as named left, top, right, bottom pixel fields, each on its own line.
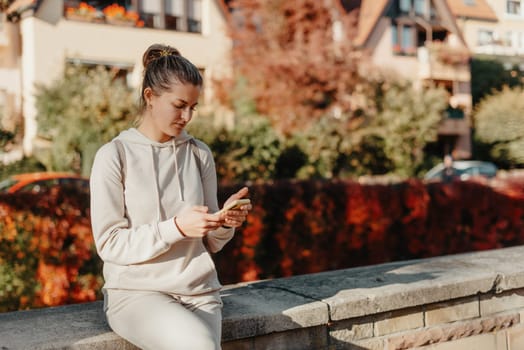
left=142, top=44, right=181, bottom=68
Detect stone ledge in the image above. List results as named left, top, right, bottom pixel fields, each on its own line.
left=1, top=246, right=524, bottom=349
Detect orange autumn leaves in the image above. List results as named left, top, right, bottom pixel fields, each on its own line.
left=1, top=176, right=523, bottom=312
left=0, top=188, right=101, bottom=312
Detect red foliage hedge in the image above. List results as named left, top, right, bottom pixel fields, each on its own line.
left=0, top=186, right=101, bottom=312
left=0, top=175, right=523, bottom=311
left=214, top=176, right=524, bottom=284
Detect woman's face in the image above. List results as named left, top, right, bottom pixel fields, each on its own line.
left=142, top=82, right=201, bottom=142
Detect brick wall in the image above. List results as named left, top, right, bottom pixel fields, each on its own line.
left=1, top=246, right=524, bottom=350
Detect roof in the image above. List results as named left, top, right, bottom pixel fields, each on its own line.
left=353, top=0, right=389, bottom=47
left=351, top=0, right=468, bottom=48
left=445, top=0, right=497, bottom=21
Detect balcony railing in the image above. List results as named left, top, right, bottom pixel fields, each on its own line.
left=417, top=42, right=471, bottom=81
left=64, top=3, right=201, bottom=32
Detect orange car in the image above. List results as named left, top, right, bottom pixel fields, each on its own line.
left=0, top=172, right=89, bottom=194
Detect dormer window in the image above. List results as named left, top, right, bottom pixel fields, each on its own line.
left=400, top=0, right=411, bottom=13
left=396, top=0, right=431, bottom=18
left=392, top=23, right=417, bottom=55
left=507, top=0, right=522, bottom=15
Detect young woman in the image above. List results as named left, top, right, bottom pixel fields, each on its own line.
left=90, top=44, right=251, bottom=350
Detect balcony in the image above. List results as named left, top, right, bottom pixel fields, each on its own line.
left=438, top=107, right=470, bottom=136
left=418, top=42, right=471, bottom=82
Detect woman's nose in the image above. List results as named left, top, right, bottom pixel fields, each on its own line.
left=181, top=108, right=192, bottom=121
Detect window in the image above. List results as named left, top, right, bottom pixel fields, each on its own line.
left=187, top=0, right=201, bottom=33
left=477, top=29, right=494, bottom=45
left=66, top=59, right=134, bottom=86
left=139, top=0, right=201, bottom=32
left=396, top=0, right=430, bottom=17
left=399, top=0, right=411, bottom=13
left=402, top=25, right=414, bottom=50
left=507, top=0, right=521, bottom=15
left=414, top=0, right=427, bottom=16
left=504, top=31, right=514, bottom=47
left=392, top=23, right=416, bottom=55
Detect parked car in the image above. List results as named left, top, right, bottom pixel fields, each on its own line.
left=0, top=172, right=89, bottom=194
left=424, top=161, right=498, bottom=181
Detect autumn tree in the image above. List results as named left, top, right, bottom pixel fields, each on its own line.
left=223, top=0, right=361, bottom=133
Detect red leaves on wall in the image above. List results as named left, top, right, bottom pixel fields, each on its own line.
left=214, top=176, right=524, bottom=285
left=0, top=187, right=101, bottom=312
left=1, top=175, right=523, bottom=311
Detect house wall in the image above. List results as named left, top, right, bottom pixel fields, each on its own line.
left=16, top=0, right=232, bottom=154
left=460, top=0, right=524, bottom=56
left=367, top=17, right=421, bottom=82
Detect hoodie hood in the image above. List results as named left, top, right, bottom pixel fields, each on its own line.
left=116, top=128, right=194, bottom=147
left=113, top=128, right=196, bottom=215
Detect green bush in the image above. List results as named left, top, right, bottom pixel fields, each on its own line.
left=35, top=65, right=137, bottom=176
left=188, top=113, right=283, bottom=182
left=474, top=86, right=524, bottom=167
left=0, top=157, right=46, bottom=180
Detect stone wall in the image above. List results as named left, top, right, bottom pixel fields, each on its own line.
left=1, top=246, right=524, bottom=349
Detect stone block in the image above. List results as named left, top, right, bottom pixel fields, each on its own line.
left=480, top=289, right=524, bottom=316
left=252, top=326, right=327, bottom=350
left=507, top=323, right=524, bottom=350
left=328, top=316, right=374, bottom=345
left=221, top=284, right=329, bottom=340
left=425, top=296, right=479, bottom=326
left=411, top=332, right=507, bottom=350
left=222, top=337, right=253, bottom=350
left=352, top=337, right=385, bottom=350
left=374, top=309, right=424, bottom=336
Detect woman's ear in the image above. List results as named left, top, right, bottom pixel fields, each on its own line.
left=143, top=87, right=153, bottom=107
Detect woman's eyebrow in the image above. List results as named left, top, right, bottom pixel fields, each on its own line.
left=174, top=98, right=198, bottom=107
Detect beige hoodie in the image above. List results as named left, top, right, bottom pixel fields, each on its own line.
left=90, top=128, right=234, bottom=295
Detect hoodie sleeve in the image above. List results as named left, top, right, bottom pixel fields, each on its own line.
left=194, top=140, right=235, bottom=253
left=90, top=142, right=185, bottom=265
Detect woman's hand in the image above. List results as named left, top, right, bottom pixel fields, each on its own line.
left=219, top=187, right=252, bottom=228
left=174, top=206, right=222, bottom=238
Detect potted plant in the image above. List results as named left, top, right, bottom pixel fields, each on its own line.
left=102, top=4, right=143, bottom=27
left=65, top=2, right=101, bottom=22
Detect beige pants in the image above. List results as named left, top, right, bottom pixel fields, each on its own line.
left=104, top=288, right=223, bottom=350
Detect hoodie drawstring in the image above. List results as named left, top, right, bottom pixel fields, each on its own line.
left=172, top=139, right=184, bottom=201
left=150, top=146, right=162, bottom=221
left=149, top=139, right=185, bottom=221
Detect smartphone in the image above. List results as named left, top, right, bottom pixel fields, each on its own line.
left=215, top=198, right=251, bottom=216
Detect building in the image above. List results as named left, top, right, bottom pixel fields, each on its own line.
left=0, top=0, right=232, bottom=157
left=447, top=0, right=524, bottom=68
left=349, top=0, right=473, bottom=159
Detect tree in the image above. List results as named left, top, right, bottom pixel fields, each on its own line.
left=470, top=58, right=524, bottom=107
left=474, top=86, right=524, bottom=167
left=359, top=77, right=448, bottom=177
left=224, top=0, right=361, bottom=133
left=35, top=65, right=137, bottom=176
